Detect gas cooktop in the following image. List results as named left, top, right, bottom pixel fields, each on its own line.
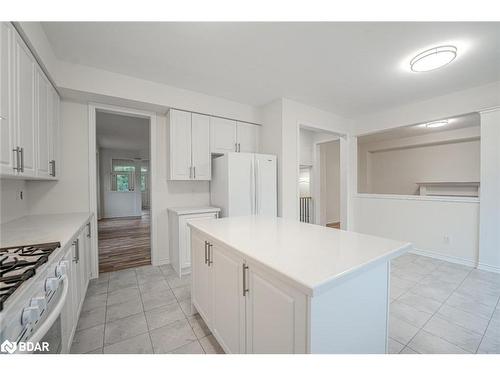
left=0, top=242, right=61, bottom=311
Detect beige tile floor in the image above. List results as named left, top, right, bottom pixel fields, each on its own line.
left=72, top=253, right=500, bottom=354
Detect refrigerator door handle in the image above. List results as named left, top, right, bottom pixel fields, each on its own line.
left=255, top=158, right=259, bottom=215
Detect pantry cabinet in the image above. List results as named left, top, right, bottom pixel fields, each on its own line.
left=0, top=22, right=60, bottom=179
left=210, top=117, right=260, bottom=154
left=191, top=230, right=307, bottom=353
left=168, top=109, right=211, bottom=181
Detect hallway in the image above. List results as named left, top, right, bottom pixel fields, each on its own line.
left=98, top=210, right=151, bottom=273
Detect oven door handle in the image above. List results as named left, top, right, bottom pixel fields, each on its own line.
left=28, top=274, right=69, bottom=346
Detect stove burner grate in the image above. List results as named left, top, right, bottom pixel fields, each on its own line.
left=0, top=242, right=60, bottom=311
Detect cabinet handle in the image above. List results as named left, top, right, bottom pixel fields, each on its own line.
left=73, top=238, right=80, bottom=263
left=86, top=222, right=91, bottom=238
left=238, top=143, right=241, bottom=152
left=242, top=264, right=249, bottom=296
left=204, top=241, right=208, bottom=264
left=208, top=243, right=213, bottom=266
left=193, top=166, right=196, bottom=179
left=12, top=147, right=20, bottom=172
left=49, top=160, right=56, bottom=177
left=19, top=147, right=24, bottom=172
left=235, top=143, right=238, bottom=152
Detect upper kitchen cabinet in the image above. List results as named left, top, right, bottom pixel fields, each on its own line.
left=0, top=22, right=16, bottom=175
left=0, top=22, right=60, bottom=179
left=15, top=30, right=37, bottom=178
left=36, top=69, right=50, bottom=178
left=236, top=122, right=259, bottom=153
left=168, top=109, right=211, bottom=181
left=210, top=117, right=237, bottom=154
left=210, top=117, right=260, bottom=154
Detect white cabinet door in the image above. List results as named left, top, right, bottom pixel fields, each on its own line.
left=15, top=33, right=36, bottom=177
left=211, top=243, right=245, bottom=353
left=179, top=213, right=218, bottom=272
left=36, top=70, right=50, bottom=178
left=48, top=86, right=59, bottom=178
left=60, top=250, right=75, bottom=353
left=236, top=122, right=259, bottom=153
left=245, top=263, right=307, bottom=353
left=169, top=109, right=192, bottom=180
left=0, top=22, right=17, bottom=176
left=191, top=232, right=213, bottom=326
left=210, top=117, right=236, bottom=154
left=191, top=113, right=211, bottom=180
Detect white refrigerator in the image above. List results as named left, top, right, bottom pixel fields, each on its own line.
left=210, top=152, right=277, bottom=217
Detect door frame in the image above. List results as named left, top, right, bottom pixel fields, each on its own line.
left=297, top=124, right=349, bottom=230
left=88, top=103, right=158, bottom=279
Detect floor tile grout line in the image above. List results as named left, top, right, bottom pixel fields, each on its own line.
left=406, top=266, right=479, bottom=354
left=134, top=269, right=156, bottom=354
left=475, top=293, right=500, bottom=353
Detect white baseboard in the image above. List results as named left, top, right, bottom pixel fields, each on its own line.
left=409, top=248, right=477, bottom=268
left=477, top=262, right=500, bottom=274
left=409, top=248, right=500, bottom=274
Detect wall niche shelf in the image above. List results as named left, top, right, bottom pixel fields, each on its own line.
left=416, top=181, right=480, bottom=197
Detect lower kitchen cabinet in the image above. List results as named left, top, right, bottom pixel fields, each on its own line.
left=191, top=233, right=213, bottom=326
left=191, top=230, right=307, bottom=353
left=168, top=207, right=220, bottom=277
left=211, top=243, right=245, bottom=353
left=245, top=263, right=307, bottom=353
left=61, top=218, right=93, bottom=353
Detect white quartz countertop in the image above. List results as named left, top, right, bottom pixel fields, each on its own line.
left=0, top=212, right=93, bottom=250
left=189, top=216, right=411, bottom=296
left=167, top=206, right=221, bottom=215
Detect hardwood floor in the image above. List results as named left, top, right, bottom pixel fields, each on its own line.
left=326, top=222, right=341, bottom=229
left=98, top=210, right=151, bottom=273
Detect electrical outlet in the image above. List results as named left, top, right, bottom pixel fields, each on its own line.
left=443, top=235, right=451, bottom=244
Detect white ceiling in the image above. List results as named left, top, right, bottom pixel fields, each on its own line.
left=42, top=22, right=500, bottom=117
left=358, top=112, right=480, bottom=144
left=96, top=111, right=149, bottom=151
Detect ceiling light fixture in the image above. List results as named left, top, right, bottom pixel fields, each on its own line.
left=425, top=120, right=449, bottom=128
left=410, top=45, right=457, bottom=72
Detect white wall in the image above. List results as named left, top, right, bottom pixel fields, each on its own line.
left=299, top=128, right=314, bottom=166
left=479, top=109, right=500, bottom=272
left=320, top=140, right=341, bottom=224
left=99, top=148, right=146, bottom=218
left=363, top=140, right=480, bottom=195
left=353, top=81, right=500, bottom=135
left=0, top=180, right=28, bottom=223
left=353, top=195, right=480, bottom=266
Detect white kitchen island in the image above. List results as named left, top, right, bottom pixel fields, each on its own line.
left=188, top=216, right=411, bottom=354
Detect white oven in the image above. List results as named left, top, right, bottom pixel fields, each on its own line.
left=0, top=254, right=70, bottom=355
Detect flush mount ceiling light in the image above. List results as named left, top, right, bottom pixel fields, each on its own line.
left=425, top=120, right=449, bottom=128
left=410, top=45, right=457, bottom=72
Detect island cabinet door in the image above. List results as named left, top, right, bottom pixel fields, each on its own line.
left=245, top=263, right=308, bottom=354
left=191, top=232, right=213, bottom=326
left=211, top=243, right=246, bottom=354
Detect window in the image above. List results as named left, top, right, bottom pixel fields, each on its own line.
left=140, top=162, right=149, bottom=192
left=111, top=159, right=136, bottom=192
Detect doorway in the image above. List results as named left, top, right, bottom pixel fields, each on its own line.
left=88, top=104, right=157, bottom=278
left=298, top=126, right=343, bottom=228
